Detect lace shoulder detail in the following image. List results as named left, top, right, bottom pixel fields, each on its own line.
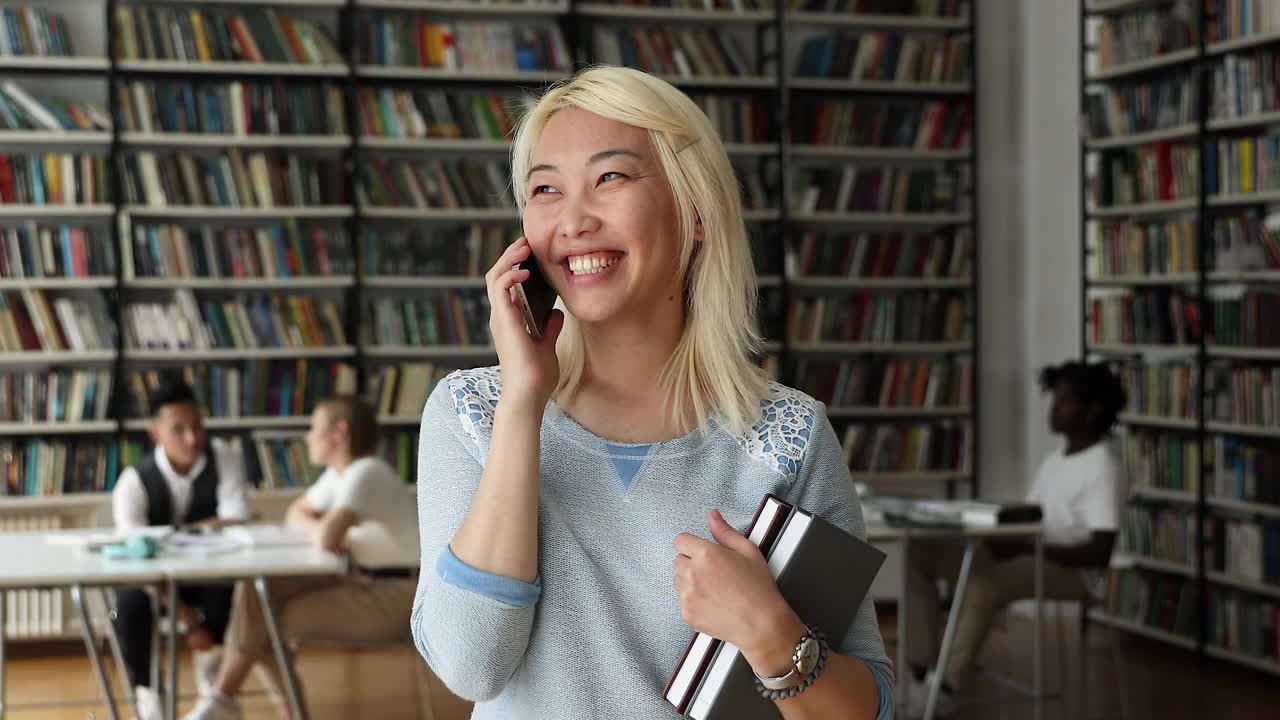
left=734, top=383, right=818, bottom=478
left=445, top=366, right=503, bottom=450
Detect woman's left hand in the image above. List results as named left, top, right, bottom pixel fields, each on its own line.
left=673, top=510, right=798, bottom=659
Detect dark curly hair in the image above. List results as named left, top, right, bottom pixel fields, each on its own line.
left=148, top=377, right=199, bottom=416
left=1038, top=361, right=1127, bottom=434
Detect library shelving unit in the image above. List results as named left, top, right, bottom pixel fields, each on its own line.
left=1081, top=0, right=1280, bottom=677
left=0, top=0, right=980, bottom=637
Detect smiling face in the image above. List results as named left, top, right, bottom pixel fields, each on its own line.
left=520, top=107, right=693, bottom=327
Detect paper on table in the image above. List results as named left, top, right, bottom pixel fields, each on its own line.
left=223, top=524, right=312, bottom=548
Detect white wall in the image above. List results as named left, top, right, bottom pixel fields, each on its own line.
left=973, top=0, right=1081, bottom=503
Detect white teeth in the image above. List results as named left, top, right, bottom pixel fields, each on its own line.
left=568, top=254, right=619, bottom=276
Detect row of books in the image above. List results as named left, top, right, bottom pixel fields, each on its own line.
left=124, top=361, right=358, bottom=421
left=114, top=7, right=342, bottom=66
left=792, top=99, right=971, bottom=150
left=363, top=224, right=510, bottom=278
left=1208, top=514, right=1280, bottom=587
left=840, top=420, right=970, bottom=473
left=1095, top=2, right=1196, bottom=72
left=358, top=158, right=512, bottom=210
left=695, top=96, right=769, bottom=145
left=0, top=82, right=107, bottom=133
left=0, top=154, right=110, bottom=206
left=783, top=292, right=967, bottom=344
left=370, top=362, right=454, bottom=419
left=1209, top=288, right=1280, bottom=346
left=0, top=289, right=115, bottom=353
left=1120, top=360, right=1199, bottom=420
left=1, top=439, right=124, bottom=498
left=0, top=370, right=113, bottom=424
left=1212, top=48, right=1280, bottom=123
left=1213, top=212, right=1280, bottom=273
left=1092, top=142, right=1197, bottom=208
left=1119, top=504, right=1197, bottom=566
left=1206, top=588, right=1280, bottom=665
left=1083, top=72, right=1195, bottom=140
left=363, top=292, right=491, bottom=347
left=790, top=165, right=958, bottom=214
left=1208, top=363, right=1280, bottom=427
left=794, top=31, right=971, bottom=84
left=356, top=89, right=521, bottom=141
left=1211, top=435, right=1280, bottom=505
left=120, top=151, right=346, bottom=209
left=1205, top=0, right=1280, bottom=44
left=1089, top=218, right=1198, bottom=278
left=1121, top=428, right=1200, bottom=494
left=1102, top=568, right=1196, bottom=640
left=786, top=229, right=971, bottom=279
left=359, top=17, right=570, bottom=72
left=118, top=81, right=346, bottom=137
left=125, top=291, right=346, bottom=351
left=0, top=7, right=73, bottom=58
left=1204, top=132, right=1280, bottom=197
left=0, top=431, right=427, bottom=499
left=785, top=0, right=967, bottom=15
left=1088, top=289, right=1200, bottom=346
left=792, top=356, right=973, bottom=409
left=127, top=222, right=353, bottom=280
left=254, top=437, right=321, bottom=489
left=592, top=26, right=750, bottom=79
left=0, top=225, right=114, bottom=279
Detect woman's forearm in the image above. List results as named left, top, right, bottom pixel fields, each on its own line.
left=775, top=652, right=881, bottom=720
left=448, top=399, right=544, bottom=583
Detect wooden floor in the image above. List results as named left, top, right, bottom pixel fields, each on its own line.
left=4, top=613, right=1278, bottom=719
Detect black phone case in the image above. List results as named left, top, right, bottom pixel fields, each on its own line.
left=514, top=256, right=557, bottom=338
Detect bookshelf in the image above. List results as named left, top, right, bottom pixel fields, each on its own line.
left=1081, top=0, right=1280, bottom=677
left=0, top=0, right=979, bottom=638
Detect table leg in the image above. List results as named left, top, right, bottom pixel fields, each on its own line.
left=1034, top=533, right=1045, bottom=720
left=1, top=589, right=6, bottom=720
left=98, top=589, right=140, bottom=720
left=255, top=577, right=307, bottom=720
left=71, top=584, right=119, bottom=720
left=897, top=537, right=910, bottom=716
left=167, top=580, right=178, bottom=720
left=926, top=538, right=975, bottom=720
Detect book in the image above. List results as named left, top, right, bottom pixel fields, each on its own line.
left=680, top=501, right=887, bottom=719
left=664, top=494, right=793, bottom=714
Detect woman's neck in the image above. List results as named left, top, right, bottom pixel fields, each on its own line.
left=579, top=303, right=684, bottom=404
left=327, top=452, right=355, bottom=476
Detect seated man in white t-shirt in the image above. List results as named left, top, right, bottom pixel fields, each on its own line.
left=904, top=361, right=1125, bottom=718
left=185, top=395, right=420, bottom=720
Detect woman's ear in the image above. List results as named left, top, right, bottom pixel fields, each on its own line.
left=693, top=216, right=704, bottom=243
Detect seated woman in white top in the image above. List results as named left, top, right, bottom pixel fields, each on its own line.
left=185, top=395, right=420, bottom=720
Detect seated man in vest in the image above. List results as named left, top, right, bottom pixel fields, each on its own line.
left=112, top=379, right=250, bottom=720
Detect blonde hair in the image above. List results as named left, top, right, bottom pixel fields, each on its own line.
left=510, top=65, right=766, bottom=435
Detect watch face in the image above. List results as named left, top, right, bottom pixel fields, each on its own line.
left=795, top=636, right=820, bottom=675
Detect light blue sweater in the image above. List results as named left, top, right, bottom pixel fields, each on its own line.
left=412, top=366, right=894, bottom=718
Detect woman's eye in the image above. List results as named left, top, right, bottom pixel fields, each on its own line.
left=599, top=172, right=626, bottom=184
left=531, top=185, right=558, bottom=195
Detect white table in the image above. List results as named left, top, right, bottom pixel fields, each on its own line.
left=0, top=529, right=168, bottom=720
left=0, top=530, right=345, bottom=720
left=866, top=522, right=1045, bottom=720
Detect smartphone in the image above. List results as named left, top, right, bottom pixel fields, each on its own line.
left=513, top=254, right=558, bottom=338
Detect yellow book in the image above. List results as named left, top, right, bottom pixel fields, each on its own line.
left=1242, top=138, right=1253, bottom=195
left=44, top=154, right=60, bottom=204
left=189, top=10, right=212, bottom=62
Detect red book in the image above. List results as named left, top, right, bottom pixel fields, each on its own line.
left=663, top=495, right=793, bottom=715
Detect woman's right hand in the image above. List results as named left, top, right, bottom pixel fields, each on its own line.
left=485, top=237, right=565, bottom=411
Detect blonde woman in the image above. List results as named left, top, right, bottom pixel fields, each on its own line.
left=412, top=66, right=892, bottom=719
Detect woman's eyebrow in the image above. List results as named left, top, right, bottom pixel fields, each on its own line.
left=526, top=148, right=643, bottom=181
